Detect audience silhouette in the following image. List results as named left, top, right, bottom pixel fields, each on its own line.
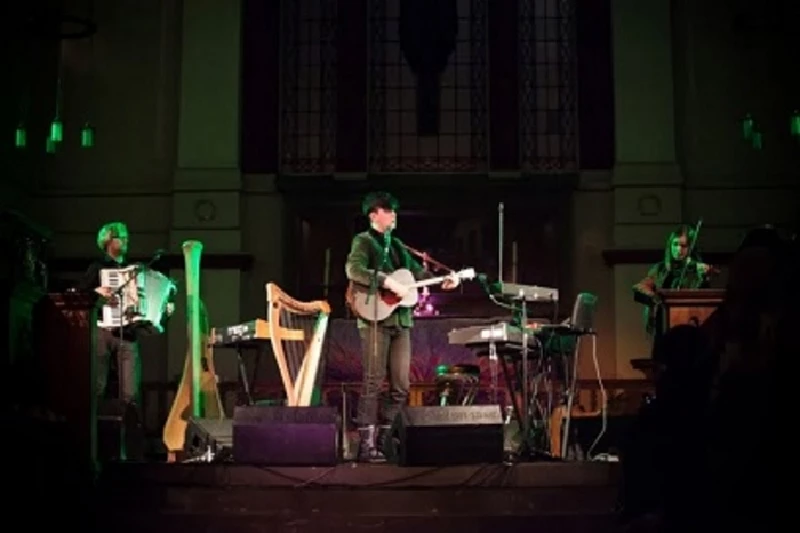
left=620, top=225, right=792, bottom=531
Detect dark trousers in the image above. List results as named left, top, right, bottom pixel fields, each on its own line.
left=96, top=327, right=140, bottom=404
left=357, top=325, right=411, bottom=426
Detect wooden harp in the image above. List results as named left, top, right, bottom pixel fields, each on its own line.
left=162, top=240, right=224, bottom=460
left=266, top=283, right=331, bottom=406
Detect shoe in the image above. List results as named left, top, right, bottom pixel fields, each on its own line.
left=357, top=425, right=386, bottom=463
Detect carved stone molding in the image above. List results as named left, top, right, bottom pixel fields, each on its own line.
left=173, top=168, right=241, bottom=191
left=50, top=253, right=254, bottom=272
left=602, top=249, right=733, bottom=266
left=612, top=162, right=682, bottom=186
left=636, top=194, right=662, bottom=216
left=171, top=191, right=239, bottom=229
left=193, top=199, right=217, bottom=222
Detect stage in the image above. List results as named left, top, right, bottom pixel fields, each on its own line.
left=94, top=460, right=622, bottom=532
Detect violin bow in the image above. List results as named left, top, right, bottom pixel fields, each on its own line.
left=676, top=218, right=703, bottom=288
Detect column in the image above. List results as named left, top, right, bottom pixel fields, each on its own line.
left=169, top=0, right=244, bottom=383
left=611, top=0, right=682, bottom=377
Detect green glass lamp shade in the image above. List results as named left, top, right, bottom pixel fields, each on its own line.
left=50, top=118, right=63, bottom=143
left=742, top=114, right=754, bottom=141
left=790, top=110, right=800, bottom=138
left=14, top=124, right=26, bottom=148
left=81, top=122, right=95, bottom=148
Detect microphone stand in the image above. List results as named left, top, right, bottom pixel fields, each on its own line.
left=111, top=250, right=162, bottom=459
left=108, top=257, right=136, bottom=460
left=399, top=242, right=452, bottom=273
left=364, top=229, right=392, bottom=456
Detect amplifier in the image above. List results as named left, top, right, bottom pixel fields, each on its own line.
left=233, top=406, right=339, bottom=466
left=184, top=418, right=233, bottom=461
left=387, top=405, right=504, bottom=466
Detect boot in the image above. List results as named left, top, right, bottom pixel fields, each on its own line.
left=377, top=424, right=396, bottom=461
left=358, top=425, right=386, bottom=463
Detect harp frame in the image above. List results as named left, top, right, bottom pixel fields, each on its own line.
left=266, top=282, right=331, bottom=407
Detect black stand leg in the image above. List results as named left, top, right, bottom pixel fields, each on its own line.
left=237, top=348, right=254, bottom=405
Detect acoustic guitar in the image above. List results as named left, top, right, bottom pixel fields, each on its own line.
left=348, top=268, right=476, bottom=322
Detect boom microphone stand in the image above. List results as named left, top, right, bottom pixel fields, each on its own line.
left=109, top=259, right=136, bottom=461
left=494, top=201, right=546, bottom=461
left=399, top=242, right=452, bottom=273
left=363, top=228, right=392, bottom=458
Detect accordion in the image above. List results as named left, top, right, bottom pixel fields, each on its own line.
left=97, top=265, right=176, bottom=334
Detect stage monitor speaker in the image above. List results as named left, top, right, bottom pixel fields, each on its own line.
left=389, top=405, right=504, bottom=466
left=569, top=414, right=637, bottom=458
left=184, top=418, right=233, bottom=461
left=233, top=406, right=338, bottom=466
left=97, top=399, right=144, bottom=462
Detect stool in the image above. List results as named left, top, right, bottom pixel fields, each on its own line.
left=435, top=364, right=481, bottom=406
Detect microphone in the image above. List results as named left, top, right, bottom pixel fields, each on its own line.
left=476, top=273, right=501, bottom=295
left=146, top=248, right=167, bottom=268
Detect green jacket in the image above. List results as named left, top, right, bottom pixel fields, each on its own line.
left=633, top=261, right=709, bottom=337
left=345, top=229, right=433, bottom=328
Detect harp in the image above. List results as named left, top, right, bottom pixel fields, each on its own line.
left=266, top=283, right=331, bottom=406
left=162, top=241, right=224, bottom=460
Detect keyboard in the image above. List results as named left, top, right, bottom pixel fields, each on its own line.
left=448, top=321, right=571, bottom=349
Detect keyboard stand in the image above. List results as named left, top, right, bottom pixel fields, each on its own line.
left=488, top=341, right=499, bottom=405
left=213, top=337, right=261, bottom=406
left=236, top=346, right=255, bottom=406
left=517, top=295, right=533, bottom=459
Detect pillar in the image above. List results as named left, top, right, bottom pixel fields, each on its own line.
left=611, top=0, right=682, bottom=377
left=168, top=0, right=244, bottom=383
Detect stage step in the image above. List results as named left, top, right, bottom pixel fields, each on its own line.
left=97, top=513, right=620, bottom=532
left=95, top=462, right=621, bottom=532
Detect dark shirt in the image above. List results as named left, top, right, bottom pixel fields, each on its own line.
left=77, top=255, right=136, bottom=337
left=633, top=260, right=709, bottom=338
left=345, top=228, right=433, bottom=328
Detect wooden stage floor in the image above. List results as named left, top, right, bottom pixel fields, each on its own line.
left=95, top=460, right=623, bottom=532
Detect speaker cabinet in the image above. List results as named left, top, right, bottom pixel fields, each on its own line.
left=233, top=406, right=339, bottom=466
left=389, top=405, right=504, bottom=466
left=184, top=418, right=233, bottom=461
left=98, top=400, right=144, bottom=462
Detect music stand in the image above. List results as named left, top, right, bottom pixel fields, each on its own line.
left=559, top=292, right=599, bottom=459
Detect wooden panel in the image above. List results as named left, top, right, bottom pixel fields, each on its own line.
left=36, top=292, right=97, bottom=466
left=658, top=288, right=725, bottom=328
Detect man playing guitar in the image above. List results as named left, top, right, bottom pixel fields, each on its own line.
left=345, top=191, right=459, bottom=462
